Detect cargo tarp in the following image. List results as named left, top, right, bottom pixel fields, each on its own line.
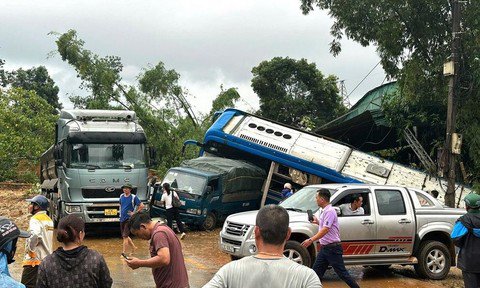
left=181, top=157, right=266, bottom=199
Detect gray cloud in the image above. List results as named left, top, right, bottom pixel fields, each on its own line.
left=1, top=0, right=386, bottom=113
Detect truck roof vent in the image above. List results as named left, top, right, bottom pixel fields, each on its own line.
left=239, top=134, right=288, bottom=153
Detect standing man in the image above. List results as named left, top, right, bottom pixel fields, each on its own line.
left=204, top=205, right=321, bottom=288
left=281, top=183, right=294, bottom=199
left=451, top=192, right=480, bottom=288
left=21, top=195, right=53, bottom=288
left=339, top=194, right=364, bottom=216
left=301, top=189, right=359, bottom=288
left=119, top=183, right=144, bottom=255
left=126, top=212, right=189, bottom=288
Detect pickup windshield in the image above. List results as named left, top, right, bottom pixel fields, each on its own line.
left=280, top=186, right=338, bottom=213
left=163, top=170, right=207, bottom=196
left=68, top=143, right=146, bottom=169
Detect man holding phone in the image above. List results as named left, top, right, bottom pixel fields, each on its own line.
left=301, top=189, right=359, bottom=288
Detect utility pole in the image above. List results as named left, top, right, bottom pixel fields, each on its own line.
left=444, top=0, right=461, bottom=207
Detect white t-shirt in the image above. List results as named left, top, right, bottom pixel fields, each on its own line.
left=339, top=203, right=364, bottom=216
left=203, top=256, right=322, bottom=288
left=161, top=191, right=179, bottom=209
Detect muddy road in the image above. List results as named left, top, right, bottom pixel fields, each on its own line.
left=9, top=227, right=464, bottom=288
left=2, top=185, right=464, bottom=287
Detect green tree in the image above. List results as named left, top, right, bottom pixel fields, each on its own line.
left=0, top=88, right=57, bottom=182
left=251, top=57, right=346, bottom=129
left=300, top=0, right=480, bottom=186
left=51, top=30, right=242, bottom=176
left=7, top=66, right=62, bottom=111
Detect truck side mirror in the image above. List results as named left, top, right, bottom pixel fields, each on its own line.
left=148, top=146, right=157, bottom=166
left=205, top=186, right=213, bottom=195
left=54, top=144, right=63, bottom=160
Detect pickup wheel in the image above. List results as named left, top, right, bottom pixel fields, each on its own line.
left=202, top=212, right=217, bottom=231
left=414, top=240, right=451, bottom=280
left=284, top=240, right=311, bottom=267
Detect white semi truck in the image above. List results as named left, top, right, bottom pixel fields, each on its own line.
left=40, top=110, right=154, bottom=225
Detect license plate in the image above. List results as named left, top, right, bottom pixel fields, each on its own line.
left=180, top=200, right=186, bottom=206
left=221, top=243, right=235, bottom=253
left=104, top=209, right=118, bottom=216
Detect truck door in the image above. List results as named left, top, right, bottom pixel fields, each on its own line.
left=333, top=189, right=377, bottom=258
left=373, top=188, right=415, bottom=257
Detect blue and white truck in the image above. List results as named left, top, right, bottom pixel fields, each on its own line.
left=150, top=108, right=470, bottom=229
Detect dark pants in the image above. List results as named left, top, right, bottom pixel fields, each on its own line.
left=166, top=207, right=185, bottom=233
left=312, top=244, right=359, bottom=288
left=463, top=271, right=480, bottom=288
left=21, top=265, right=38, bottom=288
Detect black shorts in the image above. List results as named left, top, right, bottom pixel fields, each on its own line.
left=120, top=220, right=131, bottom=238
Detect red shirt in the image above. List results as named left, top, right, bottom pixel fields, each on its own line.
left=150, top=222, right=189, bottom=288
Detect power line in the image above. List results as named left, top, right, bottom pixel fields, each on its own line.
left=347, top=61, right=381, bottom=98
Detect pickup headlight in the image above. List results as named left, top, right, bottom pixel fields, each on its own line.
left=186, top=208, right=202, bottom=215
left=249, top=228, right=256, bottom=240
left=65, top=205, right=82, bottom=213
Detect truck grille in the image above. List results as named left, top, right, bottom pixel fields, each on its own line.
left=225, top=222, right=250, bottom=236
left=82, top=188, right=137, bottom=199
left=222, top=238, right=242, bottom=246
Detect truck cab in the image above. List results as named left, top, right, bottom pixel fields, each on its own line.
left=150, top=157, right=265, bottom=230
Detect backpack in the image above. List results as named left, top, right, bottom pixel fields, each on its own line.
left=171, top=192, right=182, bottom=208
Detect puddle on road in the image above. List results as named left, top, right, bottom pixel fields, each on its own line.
left=10, top=224, right=462, bottom=288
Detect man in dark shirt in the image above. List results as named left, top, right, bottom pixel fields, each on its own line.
left=126, top=213, right=189, bottom=288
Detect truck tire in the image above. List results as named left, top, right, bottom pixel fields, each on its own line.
left=202, top=212, right=217, bottom=231
left=284, top=240, right=311, bottom=267
left=414, top=240, right=451, bottom=280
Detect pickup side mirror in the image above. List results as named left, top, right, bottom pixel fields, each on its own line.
left=333, top=206, right=341, bottom=216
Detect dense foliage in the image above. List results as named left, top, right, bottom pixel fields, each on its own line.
left=0, top=88, right=57, bottom=182
left=251, top=57, right=346, bottom=130
left=300, top=0, right=480, bottom=186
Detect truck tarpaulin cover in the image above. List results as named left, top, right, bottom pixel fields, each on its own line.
left=181, top=157, right=266, bottom=198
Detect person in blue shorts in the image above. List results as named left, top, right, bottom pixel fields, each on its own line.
left=119, top=183, right=144, bottom=255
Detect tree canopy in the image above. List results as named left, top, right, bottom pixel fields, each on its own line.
left=1, top=62, right=62, bottom=111
left=0, top=88, right=57, bottom=182
left=251, top=57, right=346, bottom=130
left=300, top=0, right=480, bottom=186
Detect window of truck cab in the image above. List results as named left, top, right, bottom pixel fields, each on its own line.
left=67, top=143, right=146, bottom=169
left=163, top=170, right=207, bottom=196
left=331, top=189, right=371, bottom=216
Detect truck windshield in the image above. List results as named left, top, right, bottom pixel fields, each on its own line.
left=163, top=171, right=207, bottom=196
left=280, top=186, right=338, bottom=212
left=68, top=143, right=146, bottom=169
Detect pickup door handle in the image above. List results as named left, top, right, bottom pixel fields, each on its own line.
left=361, top=219, right=374, bottom=225
left=398, top=219, right=412, bottom=224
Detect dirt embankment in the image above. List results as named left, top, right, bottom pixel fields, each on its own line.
left=0, top=183, right=33, bottom=230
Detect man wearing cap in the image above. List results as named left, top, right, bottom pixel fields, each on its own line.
left=120, top=183, right=144, bottom=256
left=0, top=217, right=31, bottom=288
left=451, top=192, right=480, bottom=288
left=21, top=195, right=53, bottom=288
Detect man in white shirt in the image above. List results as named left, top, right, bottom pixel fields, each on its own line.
left=204, top=205, right=321, bottom=288
left=339, top=194, right=364, bottom=216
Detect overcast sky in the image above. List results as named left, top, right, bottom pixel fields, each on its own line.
left=1, top=0, right=387, bottom=114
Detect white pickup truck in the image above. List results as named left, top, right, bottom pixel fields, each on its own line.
left=219, top=184, right=465, bottom=280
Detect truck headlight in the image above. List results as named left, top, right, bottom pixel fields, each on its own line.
left=65, top=205, right=82, bottom=213
left=186, top=209, right=202, bottom=215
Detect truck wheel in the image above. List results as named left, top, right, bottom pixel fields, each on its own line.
left=414, top=240, right=451, bottom=280
left=284, top=240, right=311, bottom=267
left=202, top=212, right=217, bottom=231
